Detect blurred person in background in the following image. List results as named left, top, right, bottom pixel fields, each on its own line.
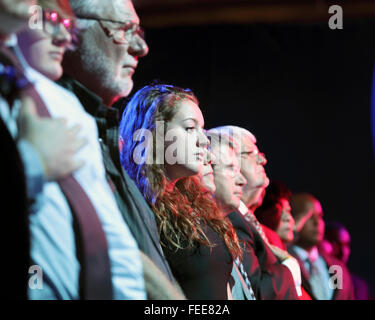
left=289, top=193, right=354, bottom=300
left=325, top=221, right=370, bottom=300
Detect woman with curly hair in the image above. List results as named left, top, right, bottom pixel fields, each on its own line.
left=119, top=84, right=242, bottom=299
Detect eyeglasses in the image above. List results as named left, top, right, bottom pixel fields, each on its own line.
left=43, top=10, right=76, bottom=36
left=75, top=15, right=145, bottom=44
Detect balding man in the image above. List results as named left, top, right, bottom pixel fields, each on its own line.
left=289, top=193, right=354, bottom=300
left=215, top=126, right=287, bottom=246
left=207, top=128, right=299, bottom=300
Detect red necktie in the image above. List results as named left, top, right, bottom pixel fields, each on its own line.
left=25, top=86, right=113, bottom=300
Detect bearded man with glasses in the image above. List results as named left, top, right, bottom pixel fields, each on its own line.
left=58, top=0, right=185, bottom=299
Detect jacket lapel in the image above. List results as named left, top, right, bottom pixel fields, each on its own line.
left=288, top=247, right=317, bottom=300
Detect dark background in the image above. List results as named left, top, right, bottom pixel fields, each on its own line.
left=130, top=9, right=375, bottom=295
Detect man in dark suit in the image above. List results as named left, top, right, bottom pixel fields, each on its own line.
left=289, top=193, right=354, bottom=300
left=58, top=0, right=183, bottom=299
left=207, top=128, right=298, bottom=300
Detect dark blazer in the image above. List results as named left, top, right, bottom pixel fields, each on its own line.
left=0, top=47, right=29, bottom=299
left=288, top=246, right=355, bottom=300
left=228, top=211, right=298, bottom=300
left=57, top=75, right=175, bottom=283
left=162, top=223, right=234, bottom=300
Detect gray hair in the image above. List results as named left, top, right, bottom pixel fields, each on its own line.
left=206, top=128, right=236, bottom=151
left=68, top=0, right=101, bottom=30
left=69, top=0, right=102, bottom=15
left=206, top=128, right=238, bottom=166
left=213, top=125, right=257, bottom=144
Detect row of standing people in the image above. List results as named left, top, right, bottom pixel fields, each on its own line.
left=0, top=0, right=356, bottom=299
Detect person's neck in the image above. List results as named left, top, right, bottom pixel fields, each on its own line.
left=244, top=187, right=265, bottom=212
left=216, top=201, right=234, bottom=218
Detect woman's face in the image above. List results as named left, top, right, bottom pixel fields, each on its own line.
left=276, top=198, right=295, bottom=243
left=164, top=99, right=209, bottom=181
left=199, top=146, right=216, bottom=193
left=18, top=11, right=73, bottom=80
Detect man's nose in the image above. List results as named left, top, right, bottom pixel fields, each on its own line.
left=205, top=150, right=216, bottom=165
left=257, top=152, right=267, bottom=165
left=197, top=129, right=209, bottom=148
left=52, top=24, right=72, bottom=47
left=236, top=172, right=247, bottom=187
left=129, top=34, right=149, bottom=57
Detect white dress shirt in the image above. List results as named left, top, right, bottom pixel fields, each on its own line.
left=14, top=41, right=146, bottom=300
left=292, top=245, right=334, bottom=300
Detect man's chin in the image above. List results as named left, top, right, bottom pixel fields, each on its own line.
left=110, top=81, right=133, bottom=104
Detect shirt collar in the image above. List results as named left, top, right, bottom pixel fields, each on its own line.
left=293, top=245, right=319, bottom=264
left=293, top=245, right=310, bottom=262
left=58, top=74, right=107, bottom=118
left=308, top=246, right=319, bottom=263
left=4, top=34, right=17, bottom=48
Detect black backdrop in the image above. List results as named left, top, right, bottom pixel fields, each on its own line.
left=129, top=19, right=375, bottom=294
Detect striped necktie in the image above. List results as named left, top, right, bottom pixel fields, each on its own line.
left=234, top=258, right=256, bottom=300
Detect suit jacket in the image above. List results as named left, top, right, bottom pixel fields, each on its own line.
left=228, top=211, right=298, bottom=300
left=0, top=46, right=29, bottom=299
left=288, top=246, right=355, bottom=300
left=57, top=75, right=175, bottom=284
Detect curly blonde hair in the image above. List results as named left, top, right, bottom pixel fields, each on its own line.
left=119, top=84, right=242, bottom=259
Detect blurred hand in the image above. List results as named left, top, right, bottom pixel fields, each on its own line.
left=269, top=244, right=292, bottom=262
left=18, top=95, right=87, bottom=181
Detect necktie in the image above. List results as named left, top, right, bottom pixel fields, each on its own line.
left=25, top=86, right=113, bottom=300
left=306, top=257, right=327, bottom=300
left=234, top=258, right=256, bottom=300
left=243, top=210, right=270, bottom=245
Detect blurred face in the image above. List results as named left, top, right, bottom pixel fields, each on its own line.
left=331, top=228, right=351, bottom=264
left=212, top=144, right=247, bottom=214
left=18, top=10, right=73, bottom=80
left=76, top=0, right=149, bottom=105
left=198, top=146, right=216, bottom=193
left=164, top=99, right=208, bottom=181
left=237, top=134, right=269, bottom=208
left=297, top=200, right=325, bottom=248
left=0, top=0, right=37, bottom=36
left=276, top=198, right=295, bottom=243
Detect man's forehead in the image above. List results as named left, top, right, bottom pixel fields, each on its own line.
left=237, top=134, right=258, bottom=152
left=103, top=0, right=139, bottom=23
left=213, top=144, right=237, bottom=166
